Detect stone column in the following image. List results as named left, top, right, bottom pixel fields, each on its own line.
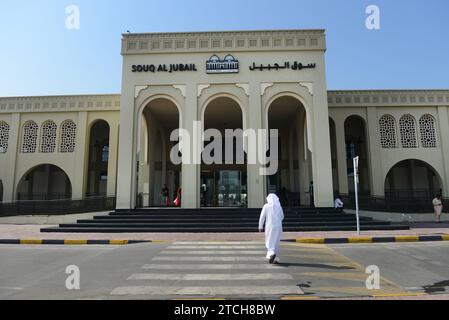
left=107, top=121, right=119, bottom=197
left=366, top=107, right=384, bottom=196
left=247, top=82, right=265, bottom=209
left=334, top=118, right=349, bottom=195
left=310, top=84, right=334, bottom=207
left=3, top=114, right=21, bottom=201
left=437, top=106, right=449, bottom=197
left=116, top=89, right=137, bottom=209
left=72, top=112, right=88, bottom=200
left=181, top=83, right=200, bottom=208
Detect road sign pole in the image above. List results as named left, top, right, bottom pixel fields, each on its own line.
left=353, top=157, right=360, bottom=235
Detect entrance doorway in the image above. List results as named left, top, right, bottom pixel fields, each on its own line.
left=201, top=169, right=247, bottom=207
left=201, top=96, right=247, bottom=207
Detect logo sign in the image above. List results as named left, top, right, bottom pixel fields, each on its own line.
left=206, top=55, right=239, bottom=74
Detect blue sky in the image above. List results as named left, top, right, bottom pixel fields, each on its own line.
left=0, top=0, right=448, bottom=96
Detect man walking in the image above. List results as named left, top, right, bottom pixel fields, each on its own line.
left=259, top=194, right=284, bottom=264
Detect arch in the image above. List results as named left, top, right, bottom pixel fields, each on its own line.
left=139, top=96, right=181, bottom=207
left=200, top=95, right=247, bottom=207
left=199, top=87, right=248, bottom=133
left=0, top=121, right=10, bottom=153
left=266, top=94, right=309, bottom=206
left=21, top=120, right=39, bottom=153
left=384, top=159, right=443, bottom=200
left=40, top=120, right=57, bottom=153
left=379, top=114, right=397, bottom=149
left=16, top=164, right=72, bottom=200
left=86, top=120, right=110, bottom=197
left=59, top=120, right=77, bottom=153
left=399, top=114, right=417, bottom=148
left=419, top=114, right=438, bottom=148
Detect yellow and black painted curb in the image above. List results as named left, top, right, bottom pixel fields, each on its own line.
left=288, top=235, right=449, bottom=245
left=0, top=239, right=162, bottom=245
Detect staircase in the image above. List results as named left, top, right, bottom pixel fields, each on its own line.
left=40, top=208, right=409, bottom=233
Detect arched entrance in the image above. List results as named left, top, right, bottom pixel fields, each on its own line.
left=345, top=116, right=370, bottom=195
left=385, top=159, right=443, bottom=199
left=17, top=164, right=72, bottom=200
left=267, top=96, right=309, bottom=207
left=201, top=96, right=247, bottom=207
left=86, top=120, right=110, bottom=197
left=139, top=98, right=181, bottom=207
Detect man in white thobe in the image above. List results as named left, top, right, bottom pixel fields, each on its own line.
left=259, top=194, right=284, bottom=264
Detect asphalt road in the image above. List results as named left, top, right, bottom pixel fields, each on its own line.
left=0, top=241, right=448, bottom=300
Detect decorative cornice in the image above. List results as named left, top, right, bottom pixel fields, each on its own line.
left=260, top=83, right=274, bottom=96
left=0, top=94, right=121, bottom=113
left=235, top=83, right=249, bottom=96
left=122, top=29, right=326, bottom=55
left=172, top=85, right=186, bottom=97
left=197, top=84, right=211, bottom=97
left=299, top=82, right=313, bottom=96
left=135, top=86, right=150, bottom=99
left=327, top=90, right=449, bottom=107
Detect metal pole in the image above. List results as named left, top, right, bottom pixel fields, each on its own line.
left=354, top=157, right=360, bottom=235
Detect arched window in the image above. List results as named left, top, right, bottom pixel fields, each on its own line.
left=60, top=120, right=77, bottom=153
left=419, top=114, right=437, bottom=148
left=379, top=115, right=397, bottom=148
left=40, top=121, right=57, bottom=153
left=21, top=121, right=38, bottom=153
left=0, top=121, right=10, bottom=153
left=399, top=115, right=417, bottom=148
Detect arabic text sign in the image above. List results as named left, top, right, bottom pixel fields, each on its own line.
left=249, top=61, right=316, bottom=71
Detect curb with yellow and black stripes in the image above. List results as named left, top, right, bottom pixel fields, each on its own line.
left=0, top=239, right=158, bottom=245
left=288, top=235, right=449, bottom=244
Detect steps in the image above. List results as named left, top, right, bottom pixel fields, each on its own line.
left=41, top=207, right=410, bottom=233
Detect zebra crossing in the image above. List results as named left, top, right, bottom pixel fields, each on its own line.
left=110, top=241, right=304, bottom=298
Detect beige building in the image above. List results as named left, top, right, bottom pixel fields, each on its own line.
left=0, top=30, right=448, bottom=210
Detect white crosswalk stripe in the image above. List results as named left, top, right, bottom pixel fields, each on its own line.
left=152, top=256, right=265, bottom=262
left=110, top=241, right=303, bottom=297
left=160, top=250, right=267, bottom=255
left=168, top=245, right=265, bottom=249
left=128, top=273, right=293, bottom=281
left=142, top=264, right=278, bottom=270
left=111, top=286, right=302, bottom=296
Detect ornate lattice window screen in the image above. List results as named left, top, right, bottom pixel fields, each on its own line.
left=379, top=115, right=397, bottom=148
left=419, top=114, right=437, bottom=148
left=40, top=121, right=57, bottom=153
left=0, top=121, right=10, bottom=153
left=60, top=120, right=77, bottom=153
left=21, top=121, right=39, bottom=153
left=399, top=115, right=417, bottom=148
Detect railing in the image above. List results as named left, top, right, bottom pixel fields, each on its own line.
left=341, top=192, right=448, bottom=213
left=0, top=197, right=116, bottom=217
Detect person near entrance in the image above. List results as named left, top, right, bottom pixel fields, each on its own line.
left=308, top=181, right=315, bottom=208
left=160, top=184, right=170, bottom=207
left=173, top=187, right=182, bottom=207
left=334, top=195, right=344, bottom=213
left=433, top=194, right=443, bottom=223
left=259, top=194, right=284, bottom=264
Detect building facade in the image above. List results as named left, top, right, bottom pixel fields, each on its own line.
left=0, top=30, right=448, bottom=210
